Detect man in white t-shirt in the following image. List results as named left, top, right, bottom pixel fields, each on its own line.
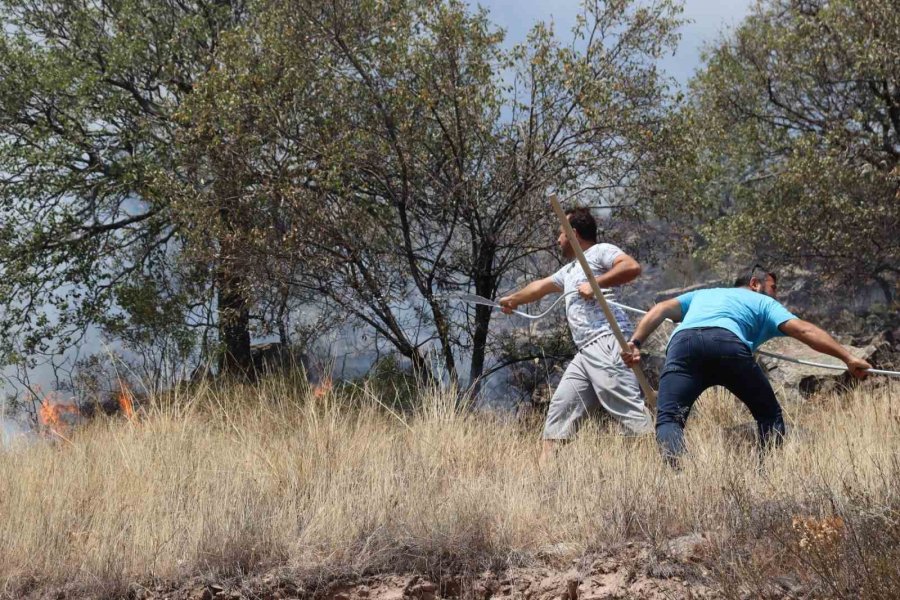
left=499, top=208, right=653, bottom=459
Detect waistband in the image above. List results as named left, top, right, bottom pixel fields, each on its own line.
left=673, top=326, right=737, bottom=337
left=578, top=329, right=615, bottom=352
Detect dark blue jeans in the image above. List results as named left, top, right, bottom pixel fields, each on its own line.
left=656, top=327, right=785, bottom=462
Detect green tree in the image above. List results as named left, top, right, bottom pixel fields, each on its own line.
left=1, top=0, right=682, bottom=388
left=642, top=0, right=900, bottom=303
left=0, top=0, right=265, bottom=376
left=173, top=0, right=682, bottom=387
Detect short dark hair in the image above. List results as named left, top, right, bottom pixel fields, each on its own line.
left=564, top=207, right=598, bottom=243
left=734, top=263, right=777, bottom=287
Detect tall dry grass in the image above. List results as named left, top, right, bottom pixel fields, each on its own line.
left=1, top=378, right=899, bottom=596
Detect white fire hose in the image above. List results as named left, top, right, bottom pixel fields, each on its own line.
left=441, top=290, right=611, bottom=320
left=443, top=292, right=900, bottom=379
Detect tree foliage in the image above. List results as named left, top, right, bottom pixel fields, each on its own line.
left=1, top=0, right=681, bottom=390
left=167, top=0, right=682, bottom=386
left=0, top=0, right=255, bottom=374
left=641, top=0, right=900, bottom=303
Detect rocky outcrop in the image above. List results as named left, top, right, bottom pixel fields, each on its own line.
left=756, top=337, right=878, bottom=402
left=653, top=280, right=725, bottom=303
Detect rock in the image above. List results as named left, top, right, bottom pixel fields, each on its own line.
left=536, top=543, right=580, bottom=562
left=407, top=581, right=437, bottom=600
left=636, top=336, right=667, bottom=389
left=473, top=578, right=499, bottom=600
left=666, top=532, right=710, bottom=563
left=757, top=336, right=877, bottom=402
left=864, top=331, right=900, bottom=370
left=773, top=574, right=804, bottom=595
left=653, top=281, right=725, bottom=303
left=439, top=577, right=461, bottom=597
left=189, top=588, right=214, bottom=600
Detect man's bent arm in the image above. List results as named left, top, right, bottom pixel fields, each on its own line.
left=596, top=254, right=642, bottom=288
left=620, top=299, right=683, bottom=366
left=577, top=254, right=642, bottom=300
left=779, top=319, right=871, bottom=378
left=499, top=277, right=562, bottom=313
left=631, top=298, right=683, bottom=346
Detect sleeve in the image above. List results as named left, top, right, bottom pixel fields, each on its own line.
left=676, top=290, right=697, bottom=316
left=550, top=264, right=568, bottom=289
left=592, top=243, right=625, bottom=271
left=764, top=298, right=797, bottom=338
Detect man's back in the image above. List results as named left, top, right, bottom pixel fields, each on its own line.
left=672, top=287, right=796, bottom=352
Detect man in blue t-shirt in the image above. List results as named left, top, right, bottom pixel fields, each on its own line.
left=621, top=266, right=872, bottom=463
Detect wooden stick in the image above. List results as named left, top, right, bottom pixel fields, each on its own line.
left=550, top=194, right=657, bottom=407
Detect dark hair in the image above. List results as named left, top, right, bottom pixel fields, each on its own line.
left=564, top=207, right=598, bottom=243
left=734, top=263, right=777, bottom=287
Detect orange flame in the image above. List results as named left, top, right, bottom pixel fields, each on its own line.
left=118, top=385, right=135, bottom=420
left=312, top=377, right=333, bottom=398
left=37, top=395, right=80, bottom=439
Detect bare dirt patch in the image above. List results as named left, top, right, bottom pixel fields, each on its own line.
left=10, top=539, right=735, bottom=600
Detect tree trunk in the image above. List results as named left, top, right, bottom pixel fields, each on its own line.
left=430, top=306, right=458, bottom=385
left=467, top=303, right=492, bottom=396
left=408, top=347, right=434, bottom=384
left=467, top=245, right=497, bottom=396
left=217, top=269, right=253, bottom=381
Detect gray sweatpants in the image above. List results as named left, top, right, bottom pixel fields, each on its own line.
left=542, top=331, right=654, bottom=439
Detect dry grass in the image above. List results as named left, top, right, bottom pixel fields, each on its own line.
left=1, top=378, right=899, bottom=597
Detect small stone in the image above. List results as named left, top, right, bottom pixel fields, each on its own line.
left=404, top=576, right=421, bottom=591
left=189, top=588, right=214, bottom=600
left=774, top=575, right=804, bottom=594
left=667, top=532, right=710, bottom=563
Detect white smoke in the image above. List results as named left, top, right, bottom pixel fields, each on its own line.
left=1, top=415, right=29, bottom=448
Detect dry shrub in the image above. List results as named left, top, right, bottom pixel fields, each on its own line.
left=707, top=385, right=900, bottom=599
left=0, top=378, right=897, bottom=598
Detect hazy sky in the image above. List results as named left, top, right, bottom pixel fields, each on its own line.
left=472, top=0, right=755, bottom=83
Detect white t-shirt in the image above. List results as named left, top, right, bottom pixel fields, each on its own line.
left=550, top=243, right=634, bottom=349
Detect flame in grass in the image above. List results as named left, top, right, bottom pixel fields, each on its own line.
left=118, top=385, right=136, bottom=420
left=37, top=394, right=80, bottom=440
left=312, top=377, right=333, bottom=399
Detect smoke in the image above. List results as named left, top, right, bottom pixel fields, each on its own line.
left=1, top=377, right=31, bottom=448
left=1, top=415, right=29, bottom=448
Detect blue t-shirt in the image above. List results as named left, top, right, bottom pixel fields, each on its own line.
left=671, top=288, right=797, bottom=352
